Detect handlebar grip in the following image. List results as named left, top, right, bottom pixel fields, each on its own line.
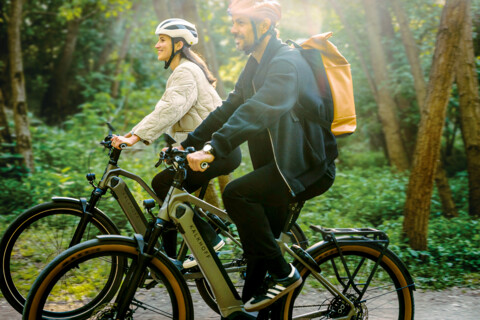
left=119, top=143, right=127, bottom=149
left=200, top=162, right=209, bottom=170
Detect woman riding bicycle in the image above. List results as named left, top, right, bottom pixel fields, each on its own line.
left=111, top=18, right=241, bottom=264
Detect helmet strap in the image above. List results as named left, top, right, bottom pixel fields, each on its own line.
left=164, top=38, right=182, bottom=69
left=245, top=19, right=274, bottom=55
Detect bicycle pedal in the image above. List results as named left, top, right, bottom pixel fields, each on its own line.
left=291, top=244, right=321, bottom=273
left=142, top=279, right=158, bottom=289
left=169, top=258, right=184, bottom=271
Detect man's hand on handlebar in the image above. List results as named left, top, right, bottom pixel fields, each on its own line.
left=187, top=151, right=214, bottom=172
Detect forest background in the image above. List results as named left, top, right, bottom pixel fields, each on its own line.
left=0, top=0, right=479, bottom=294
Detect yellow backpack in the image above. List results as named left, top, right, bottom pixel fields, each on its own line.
left=288, top=32, right=356, bottom=137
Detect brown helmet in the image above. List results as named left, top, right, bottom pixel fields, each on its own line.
left=228, top=0, right=282, bottom=24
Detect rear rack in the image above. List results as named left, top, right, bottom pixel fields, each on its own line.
left=310, top=225, right=389, bottom=243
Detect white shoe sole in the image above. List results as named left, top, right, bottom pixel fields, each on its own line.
left=244, top=276, right=303, bottom=312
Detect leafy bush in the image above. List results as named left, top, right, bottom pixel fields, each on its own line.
left=384, top=214, right=480, bottom=289
left=301, top=166, right=409, bottom=227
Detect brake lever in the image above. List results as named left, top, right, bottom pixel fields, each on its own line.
left=155, top=151, right=166, bottom=168
left=106, top=122, right=116, bottom=136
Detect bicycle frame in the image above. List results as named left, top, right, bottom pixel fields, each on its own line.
left=67, top=147, right=162, bottom=248
left=158, top=186, right=246, bottom=317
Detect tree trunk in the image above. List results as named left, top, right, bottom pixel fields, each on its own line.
left=391, top=0, right=427, bottom=109
left=94, top=14, right=125, bottom=72
left=111, top=2, right=141, bottom=99
left=435, top=160, right=458, bottom=218
left=170, top=0, right=226, bottom=97
left=328, top=0, right=389, bottom=154
left=0, top=89, right=12, bottom=145
left=7, top=0, right=34, bottom=172
left=152, top=0, right=171, bottom=21
left=41, top=18, right=81, bottom=124
left=363, top=0, right=410, bottom=171
left=456, top=0, right=480, bottom=218
left=201, top=18, right=226, bottom=98
left=328, top=0, right=377, bottom=99
left=392, top=0, right=458, bottom=218
left=403, top=0, right=467, bottom=250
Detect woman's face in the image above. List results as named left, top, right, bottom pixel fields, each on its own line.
left=155, top=35, right=172, bottom=61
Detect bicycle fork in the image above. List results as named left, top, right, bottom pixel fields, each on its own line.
left=112, top=220, right=163, bottom=318
left=69, top=189, right=105, bottom=247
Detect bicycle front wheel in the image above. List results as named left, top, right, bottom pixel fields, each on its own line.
left=0, top=200, right=118, bottom=314
left=276, top=241, right=415, bottom=320
left=23, top=236, right=193, bottom=320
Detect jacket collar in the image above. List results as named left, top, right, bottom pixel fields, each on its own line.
left=257, top=36, right=284, bottom=67
left=245, top=36, right=284, bottom=69
left=251, top=36, right=285, bottom=90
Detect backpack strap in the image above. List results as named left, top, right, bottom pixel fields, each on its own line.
left=286, top=39, right=334, bottom=132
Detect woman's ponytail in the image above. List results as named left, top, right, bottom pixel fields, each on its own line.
left=176, top=39, right=217, bottom=87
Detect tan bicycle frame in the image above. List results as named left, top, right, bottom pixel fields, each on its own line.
left=158, top=187, right=245, bottom=317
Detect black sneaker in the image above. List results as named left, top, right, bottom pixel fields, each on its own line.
left=244, top=264, right=302, bottom=312
left=182, top=236, right=225, bottom=269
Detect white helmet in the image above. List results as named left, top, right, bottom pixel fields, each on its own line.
left=155, top=18, right=198, bottom=46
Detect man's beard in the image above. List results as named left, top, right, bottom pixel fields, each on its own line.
left=235, top=35, right=255, bottom=55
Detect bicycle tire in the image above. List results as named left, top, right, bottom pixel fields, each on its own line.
left=195, top=222, right=309, bottom=314
left=275, top=241, right=415, bottom=319
left=0, top=200, right=119, bottom=314
left=23, top=236, right=194, bottom=320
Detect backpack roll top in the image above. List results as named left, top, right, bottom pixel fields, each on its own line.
left=294, top=32, right=356, bottom=137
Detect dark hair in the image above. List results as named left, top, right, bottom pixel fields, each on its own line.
left=174, top=39, right=217, bottom=87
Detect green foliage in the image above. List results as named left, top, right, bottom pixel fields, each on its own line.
left=300, top=166, right=408, bottom=228
left=384, top=214, right=480, bottom=289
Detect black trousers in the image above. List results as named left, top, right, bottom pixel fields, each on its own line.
left=151, top=147, right=241, bottom=258
left=223, top=160, right=334, bottom=301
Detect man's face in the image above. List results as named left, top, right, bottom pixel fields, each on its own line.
left=230, top=15, right=255, bottom=53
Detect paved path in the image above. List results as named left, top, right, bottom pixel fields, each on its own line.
left=1, top=287, right=479, bottom=319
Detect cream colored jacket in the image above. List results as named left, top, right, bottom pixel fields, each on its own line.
left=131, top=58, right=221, bottom=145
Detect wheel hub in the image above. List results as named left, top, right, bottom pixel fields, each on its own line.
left=91, top=303, right=133, bottom=320
left=327, top=294, right=368, bottom=319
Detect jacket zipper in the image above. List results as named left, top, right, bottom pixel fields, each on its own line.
left=252, top=79, right=295, bottom=196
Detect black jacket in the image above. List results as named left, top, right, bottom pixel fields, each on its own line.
left=182, top=36, right=338, bottom=196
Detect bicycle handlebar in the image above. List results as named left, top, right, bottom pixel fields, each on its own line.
left=157, top=147, right=209, bottom=171
left=100, top=139, right=127, bottom=150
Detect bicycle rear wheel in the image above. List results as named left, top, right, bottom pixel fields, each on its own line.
left=276, top=241, right=415, bottom=319
left=23, top=236, right=193, bottom=320
left=0, top=200, right=118, bottom=314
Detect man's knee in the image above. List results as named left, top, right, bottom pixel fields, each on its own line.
left=222, top=180, right=238, bottom=204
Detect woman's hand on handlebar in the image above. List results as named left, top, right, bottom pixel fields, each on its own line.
left=187, top=151, right=214, bottom=172
left=111, top=134, right=140, bottom=149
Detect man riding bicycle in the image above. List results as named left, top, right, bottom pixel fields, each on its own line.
left=184, top=0, right=338, bottom=312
